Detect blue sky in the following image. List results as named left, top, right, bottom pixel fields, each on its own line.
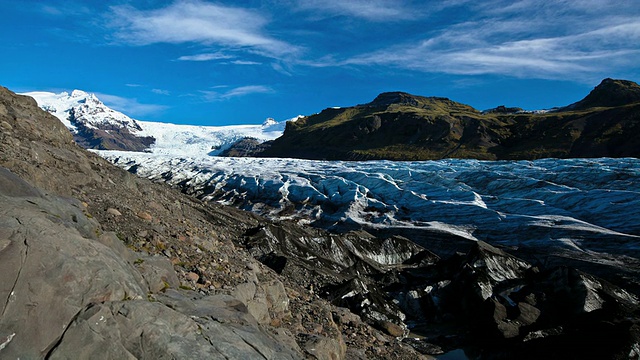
left=1, top=0, right=639, bottom=125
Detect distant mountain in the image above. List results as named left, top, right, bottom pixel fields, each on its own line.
left=255, top=79, right=640, bottom=160
left=563, top=78, right=640, bottom=111
left=23, top=90, right=155, bottom=151
left=23, top=90, right=291, bottom=155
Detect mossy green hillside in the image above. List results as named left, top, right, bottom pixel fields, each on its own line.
left=259, top=79, right=640, bottom=161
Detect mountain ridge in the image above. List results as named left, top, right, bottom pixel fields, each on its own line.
left=256, top=78, right=640, bottom=160
left=563, top=78, right=640, bottom=110
left=24, top=78, right=640, bottom=161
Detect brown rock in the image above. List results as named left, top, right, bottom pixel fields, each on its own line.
left=186, top=272, right=200, bottom=282
left=378, top=320, right=405, bottom=337
left=107, top=208, right=122, bottom=216
left=301, top=334, right=346, bottom=360
left=136, top=211, right=153, bottom=221
left=517, top=302, right=541, bottom=326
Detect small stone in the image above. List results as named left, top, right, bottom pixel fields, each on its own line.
left=106, top=208, right=122, bottom=216
left=136, top=211, right=153, bottom=221
left=378, top=321, right=405, bottom=337
left=186, top=272, right=200, bottom=282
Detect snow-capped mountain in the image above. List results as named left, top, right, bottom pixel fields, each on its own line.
left=23, top=90, right=296, bottom=155
left=23, top=90, right=144, bottom=133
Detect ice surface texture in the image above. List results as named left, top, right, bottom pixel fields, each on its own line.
left=99, top=153, right=640, bottom=255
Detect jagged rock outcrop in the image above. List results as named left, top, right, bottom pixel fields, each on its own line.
left=238, top=217, right=640, bottom=358
left=396, top=241, right=640, bottom=358
left=482, top=105, right=525, bottom=114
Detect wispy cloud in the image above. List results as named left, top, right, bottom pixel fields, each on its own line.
left=294, top=0, right=419, bottom=21
left=230, top=60, right=262, bottom=65
left=95, top=93, right=169, bottom=117
left=200, top=85, right=273, bottom=101
left=108, top=0, right=299, bottom=58
left=39, top=2, right=92, bottom=17
left=177, top=52, right=234, bottom=61
left=337, top=1, right=640, bottom=81
left=152, top=89, right=171, bottom=95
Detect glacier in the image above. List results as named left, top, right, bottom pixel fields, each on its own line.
left=97, top=152, right=640, bottom=259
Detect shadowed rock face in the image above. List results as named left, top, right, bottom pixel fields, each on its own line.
left=220, top=137, right=272, bottom=157
left=242, top=219, right=640, bottom=358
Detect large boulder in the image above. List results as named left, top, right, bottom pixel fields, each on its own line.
left=0, top=167, right=303, bottom=359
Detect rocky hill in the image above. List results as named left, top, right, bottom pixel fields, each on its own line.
left=0, top=86, right=427, bottom=359
left=3, top=85, right=640, bottom=358
left=564, top=78, right=640, bottom=110
left=256, top=78, right=640, bottom=160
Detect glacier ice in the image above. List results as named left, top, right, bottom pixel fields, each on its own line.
left=97, top=152, right=640, bottom=257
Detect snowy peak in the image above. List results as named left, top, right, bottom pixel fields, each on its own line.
left=22, top=90, right=152, bottom=151
left=22, top=89, right=290, bottom=155
left=261, top=115, right=302, bottom=133
left=262, top=117, right=278, bottom=127
left=24, top=90, right=142, bottom=134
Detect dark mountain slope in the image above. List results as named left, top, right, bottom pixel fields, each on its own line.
left=257, top=79, right=640, bottom=160
left=564, top=78, right=640, bottom=110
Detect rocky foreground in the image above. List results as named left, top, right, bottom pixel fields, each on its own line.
left=0, top=86, right=424, bottom=359
left=2, top=85, right=640, bottom=359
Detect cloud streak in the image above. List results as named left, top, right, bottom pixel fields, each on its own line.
left=109, top=0, right=299, bottom=58
left=95, top=93, right=169, bottom=117
left=294, top=0, right=419, bottom=21
left=200, top=85, right=273, bottom=101
left=337, top=1, right=640, bottom=80
left=177, top=52, right=234, bottom=61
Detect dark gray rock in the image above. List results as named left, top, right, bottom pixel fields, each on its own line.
left=135, top=254, right=182, bottom=293
left=299, top=333, right=346, bottom=360
left=0, top=167, right=303, bottom=359
left=0, top=177, right=146, bottom=358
